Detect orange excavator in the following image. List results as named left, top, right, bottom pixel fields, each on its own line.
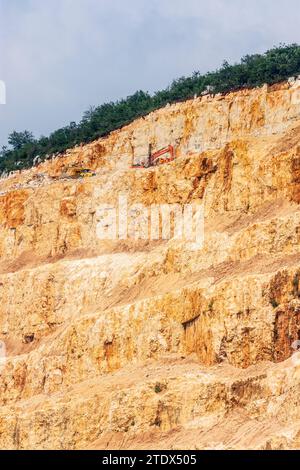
left=132, top=145, right=175, bottom=169
left=150, top=145, right=175, bottom=166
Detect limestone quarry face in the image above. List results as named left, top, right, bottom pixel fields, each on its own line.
left=0, top=80, right=300, bottom=449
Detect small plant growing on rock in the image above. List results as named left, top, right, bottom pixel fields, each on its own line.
left=270, top=298, right=279, bottom=308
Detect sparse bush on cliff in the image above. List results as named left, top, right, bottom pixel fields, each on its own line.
left=0, top=43, right=299, bottom=174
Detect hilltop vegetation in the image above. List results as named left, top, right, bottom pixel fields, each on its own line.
left=1, top=44, right=299, bottom=174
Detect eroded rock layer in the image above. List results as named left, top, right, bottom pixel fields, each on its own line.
left=0, top=80, right=300, bottom=449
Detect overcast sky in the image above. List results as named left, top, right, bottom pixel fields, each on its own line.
left=0, top=0, right=299, bottom=147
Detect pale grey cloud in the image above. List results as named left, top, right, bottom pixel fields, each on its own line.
left=0, top=0, right=299, bottom=146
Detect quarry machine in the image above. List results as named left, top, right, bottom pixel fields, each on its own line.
left=132, top=144, right=175, bottom=169
left=65, top=164, right=96, bottom=179
left=71, top=168, right=96, bottom=178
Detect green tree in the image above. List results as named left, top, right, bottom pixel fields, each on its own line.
left=8, top=130, right=35, bottom=151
